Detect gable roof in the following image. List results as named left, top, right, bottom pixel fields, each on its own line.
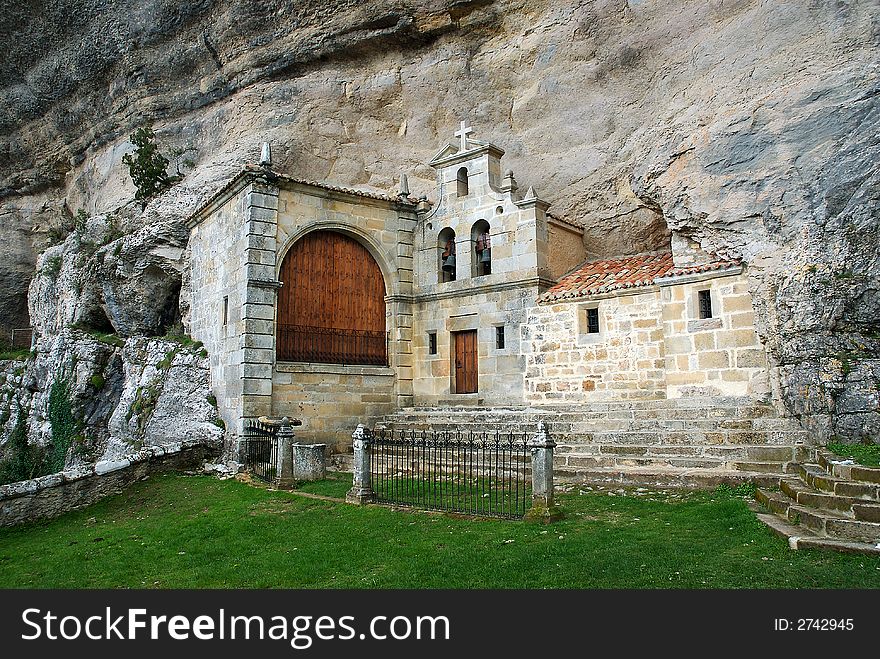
left=187, top=164, right=415, bottom=226
left=540, top=251, right=741, bottom=302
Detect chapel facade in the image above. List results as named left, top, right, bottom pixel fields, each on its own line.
left=185, top=125, right=771, bottom=453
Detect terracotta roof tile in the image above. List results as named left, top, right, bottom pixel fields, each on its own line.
left=540, top=251, right=741, bottom=302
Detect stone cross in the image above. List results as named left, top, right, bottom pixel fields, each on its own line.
left=454, top=120, right=473, bottom=152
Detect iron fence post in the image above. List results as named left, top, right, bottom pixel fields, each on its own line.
left=524, top=420, right=563, bottom=523
left=274, top=417, right=296, bottom=489
left=347, top=424, right=375, bottom=505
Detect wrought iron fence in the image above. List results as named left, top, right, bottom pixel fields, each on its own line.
left=369, top=428, right=531, bottom=519
left=277, top=324, right=387, bottom=366
left=240, top=419, right=278, bottom=483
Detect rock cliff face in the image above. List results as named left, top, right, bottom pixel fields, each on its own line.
left=0, top=329, right=223, bottom=470
left=0, top=0, right=878, bottom=442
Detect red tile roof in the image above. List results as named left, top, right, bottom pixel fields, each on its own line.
left=540, top=251, right=741, bottom=302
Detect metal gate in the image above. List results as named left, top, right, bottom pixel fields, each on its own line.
left=369, top=428, right=531, bottom=519
left=240, top=419, right=278, bottom=483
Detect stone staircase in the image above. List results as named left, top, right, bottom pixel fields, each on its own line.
left=755, top=448, right=880, bottom=555
left=328, top=397, right=812, bottom=489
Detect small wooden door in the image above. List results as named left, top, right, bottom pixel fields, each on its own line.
left=453, top=330, right=478, bottom=394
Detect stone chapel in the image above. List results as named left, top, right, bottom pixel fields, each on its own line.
left=185, top=124, right=772, bottom=455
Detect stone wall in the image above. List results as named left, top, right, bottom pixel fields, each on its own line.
left=523, top=290, right=666, bottom=403
left=270, top=182, right=416, bottom=441
left=547, top=219, right=586, bottom=281
left=0, top=441, right=215, bottom=527
left=523, top=269, right=773, bottom=404
left=411, top=286, right=532, bottom=405
left=272, top=363, right=394, bottom=453
left=187, top=186, right=249, bottom=436
left=659, top=271, right=770, bottom=398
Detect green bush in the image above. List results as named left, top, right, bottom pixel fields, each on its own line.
left=43, top=255, right=63, bottom=279
left=0, top=407, right=44, bottom=485
left=122, top=127, right=173, bottom=208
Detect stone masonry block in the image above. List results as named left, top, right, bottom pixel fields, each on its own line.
left=242, top=378, right=273, bottom=396
left=248, top=192, right=280, bottom=210
left=698, top=350, right=730, bottom=369
left=728, top=312, right=756, bottom=328
left=693, top=332, right=715, bottom=350
left=722, top=295, right=753, bottom=313
left=242, top=303, right=275, bottom=320
left=665, top=336, right=693, bottom=354
left=736, top=349, right=767, bottom=368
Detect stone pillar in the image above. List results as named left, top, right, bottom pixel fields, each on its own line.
left=346, top=424, right=375, bottom=505
left=524, top=421, right=563, bottom=522
left=274, top=417, right=296, bottom=489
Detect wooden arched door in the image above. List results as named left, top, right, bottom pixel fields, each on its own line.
left=277, top=230, right=387, bottom=365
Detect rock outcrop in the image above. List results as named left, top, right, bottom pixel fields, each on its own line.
left=0, top=0, right=877, bottom=442
left=0, top=329, right=223, bottom=472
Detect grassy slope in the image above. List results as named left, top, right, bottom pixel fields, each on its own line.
left=1, top=474, right=879, bottom=589
left=827, top=443, right=880, bottom=467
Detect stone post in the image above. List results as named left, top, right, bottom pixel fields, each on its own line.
left=524, top=420, right=563, bottom=522
left=346, top=424, right=375, bottom=505
left=274, top=417, right=296, bottom=489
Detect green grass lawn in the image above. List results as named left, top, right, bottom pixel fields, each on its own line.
left=1, top=473, right=879, bottom=589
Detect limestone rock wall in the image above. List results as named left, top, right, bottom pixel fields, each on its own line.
left=0, top=329, right=223, bottom=471
left=0, top=0, right=877, bottom=441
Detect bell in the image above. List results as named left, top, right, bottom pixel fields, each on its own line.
left=442, top=255, right=456, bottom=273
left=479, top=249, right=491, bottom=264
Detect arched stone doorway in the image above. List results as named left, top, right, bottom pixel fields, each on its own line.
left=276, top=230, right=387, bottom=365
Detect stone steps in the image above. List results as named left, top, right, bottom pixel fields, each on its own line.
left=754, top=448, right=880, bottom=554
left=378, top=397, right=809, bottom=488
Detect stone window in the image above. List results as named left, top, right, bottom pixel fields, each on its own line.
left=586, top=307, right=600, bottom=333
left=428, top=331, right=437, bottom=355
left=698, top=289, right=713, bottom=319
left=438, top=227, right=456, bottom=282
left=577, top=303, right=602, bottom=344
left=471, top=219, right=491, bottom=277
left=456, top=167, right=469, bottom=196
left=495, top=325, right=505, bottom=349
left=222, top=296, right=228, bottom=326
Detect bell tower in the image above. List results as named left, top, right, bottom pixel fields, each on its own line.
left=410, top=121, right=554, bottom=406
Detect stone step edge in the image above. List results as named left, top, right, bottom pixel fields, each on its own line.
left=779, top=478, right=880, bottom=519
left=757, top=489, right=880, bottom=549
left=559, top=456, right=793, bottom=474
left=815, top=448, right=880, bottom=485
left=796, top=463, right=880, bottom=499
left=754, top=512, right=880, bottom=556
left=555, top=466, right=780, bottom=490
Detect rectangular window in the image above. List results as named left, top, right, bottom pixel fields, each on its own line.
left=495, top=325, right=505, bottom=349
left=222, top=296, right=229, bottom=326
left=586, top=307, right=600, bottom=334
left=428, top=331, right=437, bottom=355
left=698, top=289, right=713, bottom=319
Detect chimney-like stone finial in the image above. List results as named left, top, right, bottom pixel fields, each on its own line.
left=259, top=142, right=272, bottom=167
left=398, top=172, right=410, bottom=198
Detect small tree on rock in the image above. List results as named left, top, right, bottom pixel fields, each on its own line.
left=122, top=127, right=172, bottom=208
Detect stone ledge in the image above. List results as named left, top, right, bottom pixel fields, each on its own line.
left=275, top=362, right=394, bottom=376
left=0, top=441, right=220, bottom=527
